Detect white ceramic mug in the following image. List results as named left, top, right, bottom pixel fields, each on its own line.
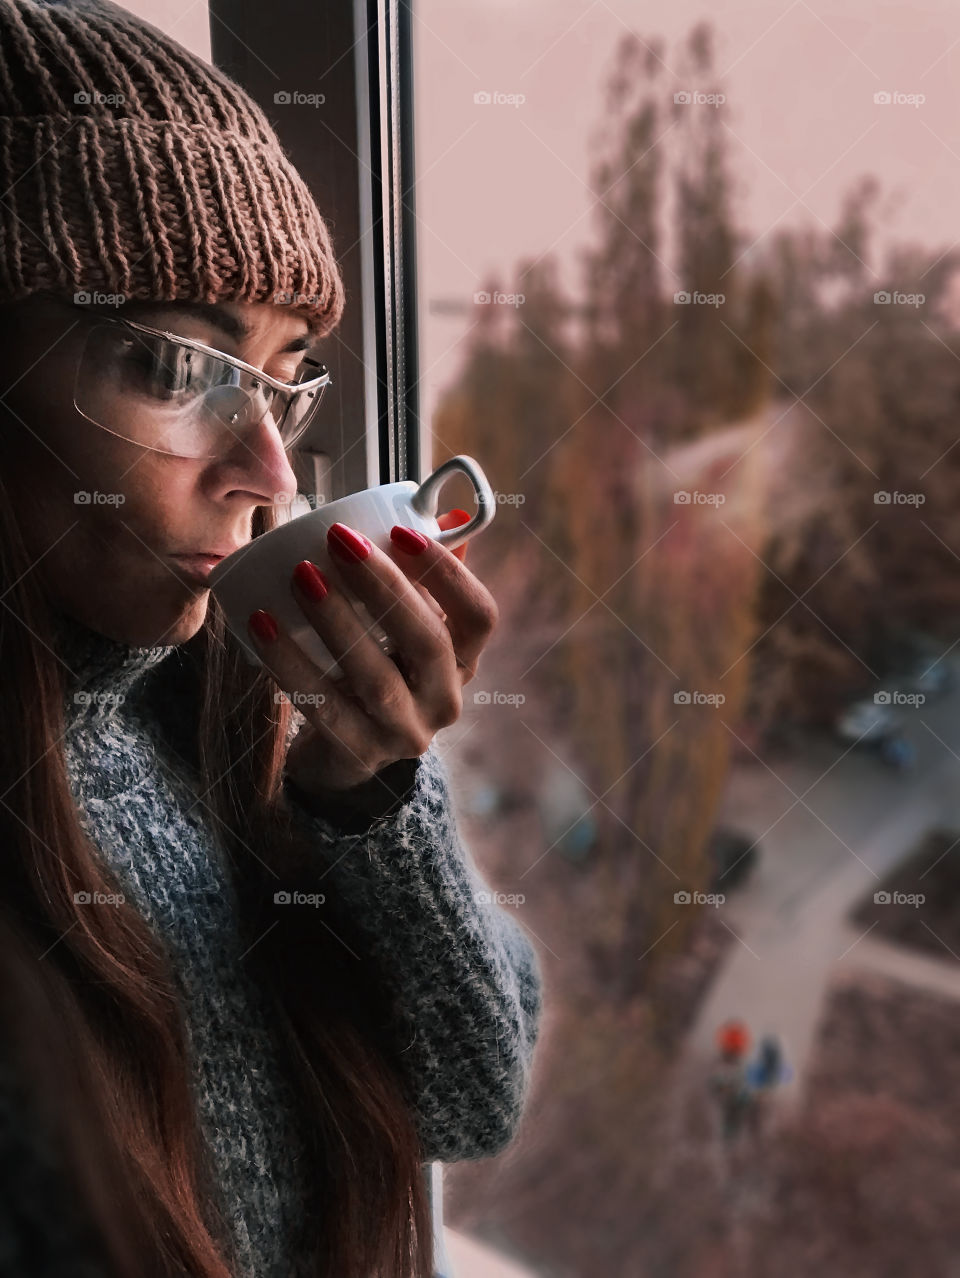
left=208, top=454, right=495, bottom=677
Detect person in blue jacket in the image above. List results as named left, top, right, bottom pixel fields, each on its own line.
left=742, top=1034, right=794, bottom=1138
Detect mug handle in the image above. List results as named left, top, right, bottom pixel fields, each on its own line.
left=409, top=455, right=496, bottom=549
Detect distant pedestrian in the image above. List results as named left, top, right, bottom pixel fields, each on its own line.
left=742, top=1034, right=793, bottom=1137
left=707, top=1020, right=753, bottom=1142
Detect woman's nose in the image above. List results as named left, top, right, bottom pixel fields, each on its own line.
left=215, top=411, right=300, bottom=503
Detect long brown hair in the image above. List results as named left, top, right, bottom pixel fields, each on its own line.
left=0, top=483, right=434, bottom=1277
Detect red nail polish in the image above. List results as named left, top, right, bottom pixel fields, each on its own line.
left=249, top=609, right=279, bottom=641
left=293, top=559, right=329, bottom=601
left=390, top=524, right=429, bottom=555
left=328, top=522, right=372, bottom=563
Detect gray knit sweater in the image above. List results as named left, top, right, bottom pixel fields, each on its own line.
left=0, top=612, right=543, bottom=1277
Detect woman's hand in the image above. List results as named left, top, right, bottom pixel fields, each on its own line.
left=247, top=509, right=498, bottom=797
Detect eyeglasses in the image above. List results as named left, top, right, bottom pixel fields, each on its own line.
left=70, top=307, right=332, bottom=459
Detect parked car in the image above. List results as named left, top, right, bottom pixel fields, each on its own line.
left=895, top=658, right=955, bottom=700
left=880, top=630, right=956, bottom=701
left=708, top=827, right=760, bottom=891
left=834, top=698, right=917, bottom=770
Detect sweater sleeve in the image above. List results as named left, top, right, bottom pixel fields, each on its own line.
left=277, top=741, right=544, bottom=1163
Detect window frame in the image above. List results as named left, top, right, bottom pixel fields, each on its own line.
left=208, top=2, right=447, bottom=1273
left=208, top=0, right=425, bottom=499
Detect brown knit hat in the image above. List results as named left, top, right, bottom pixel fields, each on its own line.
left=0, top=0, right=345, bottom=338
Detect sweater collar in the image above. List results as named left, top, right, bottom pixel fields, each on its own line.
left=54, top=608, right=181, bottom=728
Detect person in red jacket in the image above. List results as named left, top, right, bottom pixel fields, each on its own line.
left=707, top=1019, right=753, bottom=1142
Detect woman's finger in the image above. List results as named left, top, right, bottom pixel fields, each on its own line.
left=289, top=555, right=419, bottom=729
left=320, top=524, right=461, bottom=722
left=386, top=523, right=498, bottom=678
left=246, top=608, right=386, bottom=768
left=436, top=508, right=472, bottom=563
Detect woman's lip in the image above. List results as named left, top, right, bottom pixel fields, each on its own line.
left=169, top=553, right=225, bottom=583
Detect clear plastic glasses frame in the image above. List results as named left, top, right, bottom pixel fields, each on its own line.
left=70, top=307, right=332, bottom=459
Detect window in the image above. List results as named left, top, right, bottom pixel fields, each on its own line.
left=206, top=1, right=447, bottom=1271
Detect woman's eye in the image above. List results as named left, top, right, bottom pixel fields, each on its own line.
left=122, top=344, right=198, bottom=400
left=268, top=363, right=302, bottom=386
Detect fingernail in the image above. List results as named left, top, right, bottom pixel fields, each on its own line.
left=249, top=609, right=279, bottom=642
left=293, top=559, right=329, bottom=601
left=328, top=522, right=372, bottom=563
left=390, top=524, right=429, bottom=555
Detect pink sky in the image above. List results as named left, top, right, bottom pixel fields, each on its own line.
left=127, top=1, right=960, bottom=426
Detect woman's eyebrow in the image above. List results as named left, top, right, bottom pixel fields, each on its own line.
left=122, top=300, right=310, bottom=353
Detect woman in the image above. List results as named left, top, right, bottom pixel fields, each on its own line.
left=0, top=2, right=543, bottom=1277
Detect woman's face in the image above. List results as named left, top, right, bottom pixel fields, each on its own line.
left=1, top=294, right=309, bottom=646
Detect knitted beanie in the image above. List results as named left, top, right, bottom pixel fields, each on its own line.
left=0, top=0, right=345, bottom=338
